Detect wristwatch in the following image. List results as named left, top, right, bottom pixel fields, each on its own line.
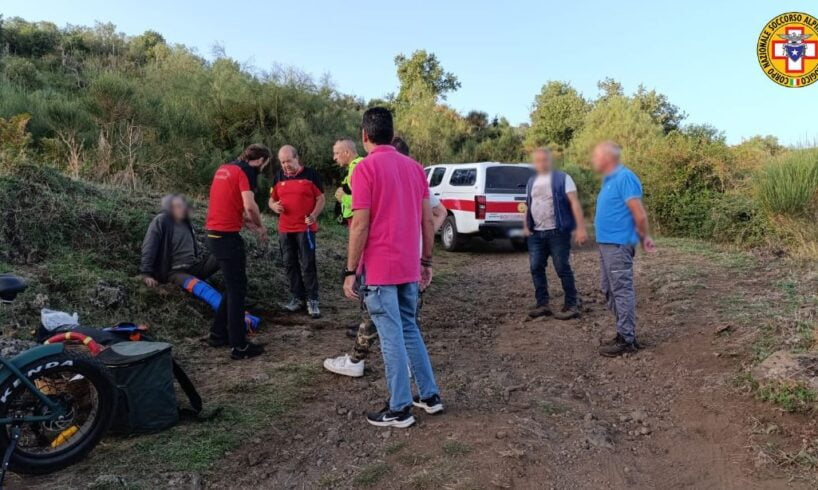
left=343, top=269, right=357, bottom=277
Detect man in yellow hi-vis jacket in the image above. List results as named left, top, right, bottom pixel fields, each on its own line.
left=333, top=138, right=363, bottom=225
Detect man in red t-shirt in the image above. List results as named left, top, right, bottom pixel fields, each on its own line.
left=269, top=145, right=325, bottom=318
left=205, top=143, right=269, bottom=360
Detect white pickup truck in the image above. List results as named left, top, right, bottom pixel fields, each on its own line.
left=424, top=162, right=534, bottom=251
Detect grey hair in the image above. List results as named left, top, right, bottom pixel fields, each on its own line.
left=278, top=144, right=299, bottom=159
left=334, top=138, right=358, bottom=154
left=597, top=140, right=622, bottom=160
left=161, top=193, right=187, bottom=212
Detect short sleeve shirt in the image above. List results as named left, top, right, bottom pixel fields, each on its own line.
left=270, top=167, right=323, bottom=233
left=205, top=161, right=257, bottom=232
left=351, top=145, right=429, bottom=285
left=530, top=172, right=577, bottom=231
left=594, top=164, right=643, bottom=245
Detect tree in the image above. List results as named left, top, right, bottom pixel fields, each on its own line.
left=394, top=50, right=460, bottom=104
left=596, top=77, right=624, bottom=101
left=731, top=135, right=786, bottom=175
left=395, top=97, right=467, bottom=164
left=633, top=85, right=686, bottom=134
left=128, top=30, right=165, bottom=62
left=568, top=95, right=663, bottom=166
left=465, top=110, right=489, bottom=135
left=681, top=124, right=724, bottom=143
left=467, top=118, right=526, bottom=162
left=525, top=81, right=589, bottom=151
left=0, top=113, right=32, bottom=171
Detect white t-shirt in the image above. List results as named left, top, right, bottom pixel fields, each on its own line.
left=420, top=193, right=442, bottom=253
left=530, top=172, right=576, bottom=231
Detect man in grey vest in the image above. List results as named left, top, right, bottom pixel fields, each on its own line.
left=524, top=148, right=588, bottom=320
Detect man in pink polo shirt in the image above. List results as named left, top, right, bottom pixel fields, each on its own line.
left=343, top=107, right=442, bottom=428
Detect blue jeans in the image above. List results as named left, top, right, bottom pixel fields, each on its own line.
left=528, top=230, right=577, bottom=307
left=363, top=282, right=439, bottom=411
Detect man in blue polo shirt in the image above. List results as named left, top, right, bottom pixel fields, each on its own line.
left=592, top=141, right=656, bottom=357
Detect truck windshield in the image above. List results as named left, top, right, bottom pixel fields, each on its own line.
left=485, top=166, right=534, bottom=194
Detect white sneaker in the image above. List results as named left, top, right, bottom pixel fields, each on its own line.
left=323, top=354, right=364, bottom=377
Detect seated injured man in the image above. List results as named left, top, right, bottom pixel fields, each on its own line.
left=140, top=194, right=259, bottom=331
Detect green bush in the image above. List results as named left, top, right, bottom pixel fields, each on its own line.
left=708, top=193, right=770, bottom=247
left=756, top=149, right=818, bottom=218
left=560, top=161, right=598, bottom=218
left=1, top=56, right=43, bottom=90
left=649, top=187, right=716, bottom=238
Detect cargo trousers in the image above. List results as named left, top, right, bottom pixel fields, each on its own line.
left=599, top=244, right=637, bottom=344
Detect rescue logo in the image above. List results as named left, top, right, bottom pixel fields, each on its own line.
left=517, top=202, right=527, bottom=214
left=757, top=12, right=818, bottom=87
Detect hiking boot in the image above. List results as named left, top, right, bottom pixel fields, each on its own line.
left=206, top=335, right=229, bottom=348
left=307, top=299, right=321, bottom=319
left=600, top=333, right=624, bottom=346
left=323, top=354, right=364, bottom=377
left=412, top=394, right=444, bottom=414
left=553, top=305, right=580, bottom=320
left=599, top=338, right=639, bottom=357
left=600, top=333, right=642, bottom=347
left=281, top=298, right=304, bottom=312
left=528, top=304, right=553, bottom=318
left=366, top=404, right=416, bottom=428
left=230, top=342, right=264, bottom=360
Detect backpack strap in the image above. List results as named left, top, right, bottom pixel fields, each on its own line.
left=172, top=359, right=202, bottom=416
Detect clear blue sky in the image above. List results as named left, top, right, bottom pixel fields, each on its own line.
left=4, top=0, right=817, bottom=145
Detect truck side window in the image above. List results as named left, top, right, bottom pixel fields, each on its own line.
left=449, top=168, right=477, bottom=186
left=429, top=168, right=446, bottom=187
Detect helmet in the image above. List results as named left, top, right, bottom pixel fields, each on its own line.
left=0, top=274, right=27, bottom=302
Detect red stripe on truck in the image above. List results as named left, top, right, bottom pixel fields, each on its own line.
left=440, top=199, right=522, bottom=213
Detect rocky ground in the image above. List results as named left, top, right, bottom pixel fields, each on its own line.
left=17, top=238, right=818, bottom=489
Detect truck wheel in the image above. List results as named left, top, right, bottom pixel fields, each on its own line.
left=441, top=216, right=466, bottom=252
left=511, top=238, right=528, bottom=252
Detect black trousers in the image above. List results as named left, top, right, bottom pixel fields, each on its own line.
left=279, top=231, right=319, bottom=301
left=167, top=254, right=219, bottom=287
left=206, top=232, right=247, bottom=348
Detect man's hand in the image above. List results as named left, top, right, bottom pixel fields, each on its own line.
left=334, top=187, right=346, bottom=203
left=270, top=201, right=284, bottom=214
left=142, top=276, right=158, bottom=288
left=522, top=227, right=532, bottom=238
left=642, top=235, right=657, bottom=253
left=343, top=274, right=359, bottom=300
left=305, top=214, right=316, bottom=226
left=420, top=266, right=433, bottom=291
left=255, top=226, right=269, bottom=247
left=573, top=227, right=588, bottom=246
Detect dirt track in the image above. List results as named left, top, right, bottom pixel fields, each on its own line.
left=205, top=240, right=814, bottom=489
left=23, top=239, right=817, bottom=489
